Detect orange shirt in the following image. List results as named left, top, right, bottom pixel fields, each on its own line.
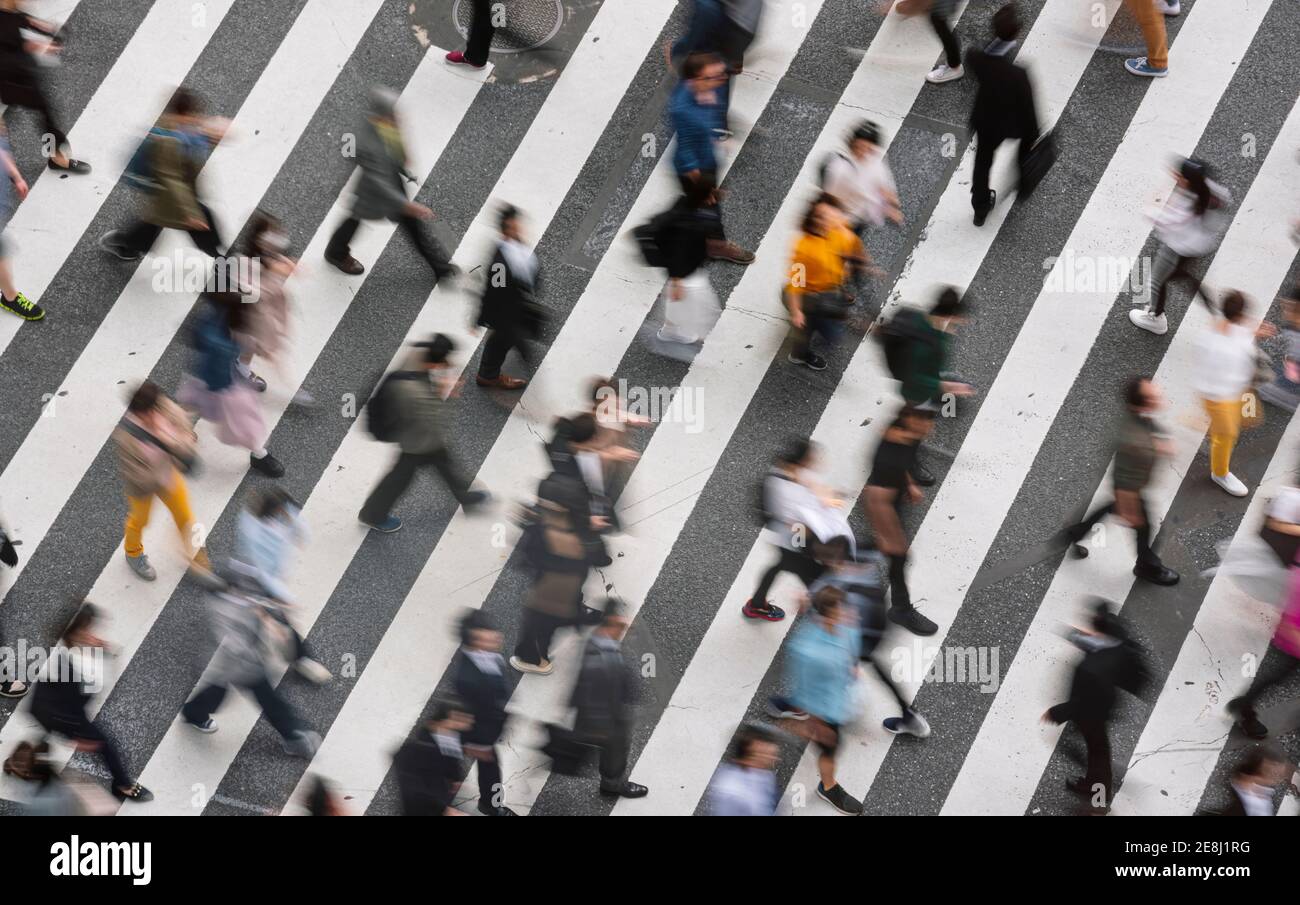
left=787, top=225, right=864, bottom=296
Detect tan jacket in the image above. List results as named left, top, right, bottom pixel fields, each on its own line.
left=112, top=397, right=197, bottom=498
left=525, top=507, right=587, bottom=619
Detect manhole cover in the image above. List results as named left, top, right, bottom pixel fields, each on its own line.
left=451, top=0, right=565, bottom=54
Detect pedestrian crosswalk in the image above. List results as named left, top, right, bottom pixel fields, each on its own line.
left=0, top=0, right=1298, bottom=816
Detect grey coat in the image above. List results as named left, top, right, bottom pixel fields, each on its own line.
left=201, top=589, right=280, bottom=688
left=391, top=351, right=447, bottom=455
left=349, top=116, right=411, bottom=222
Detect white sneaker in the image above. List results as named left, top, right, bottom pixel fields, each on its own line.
left=509, top=655, right=554, bottom=675
left=926, top=63, right=963, bottom=84
left=294, top=658, right=332, bottom=684
left=1160, top=0, right=1180, bottom=15
left=1128, top=308, right=1168, bottom=335
left=1212, top=472, right=1248, bottom=497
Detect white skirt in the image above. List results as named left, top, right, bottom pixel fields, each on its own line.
left=657, top=271, right=722, bottom=345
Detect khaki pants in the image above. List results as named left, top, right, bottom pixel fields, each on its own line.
left=1124, top=0, right=1168, bottom=70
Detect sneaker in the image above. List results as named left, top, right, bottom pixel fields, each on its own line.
left=249, top=451, right=285, bottom=477
left=282, top=730, right=322, bottom=758
left=883, top=709, right=931, bottom=738
left=0, top=680, right=28, bottom=699
left=742, top=599, right=786, bottom=622
left=509, top=655, right=554, bottom=675
left=184, top=716, right=218, bottom=734
left=294, top=658, right=332, bottom=684
left=359, top=514, right=402, bottom=533
left=126, top=553, right=157, bottom=581
left=461, top=490, right=491, bottom=511
left=1212, top=472, right=1248, bottom=497
left=787, top=350, right=827, bottom=371
left=0, top=291, right=44, bottom=321
left=815, top=782, right=863, bottom=815
left=1133, top=562, right=1180, bottom=586
left=1125, top=57, right=1168, bottom=78
left=910, top=461, right=936, bottom=487
left=888, top=604, right=937, bottom=636
left=243, top=370, right=267, bottom=393
left=477, top=801, right=519, bottom=816
left=445, top=49, right=485, bottom=69
left=765, top=697, right=809, bottom=720
left=1226, top=698, right=1268, bottom=739
left=113, top=782, right=154, bottom=803
left=98, top=231, right=143, bottom=262
left=1161, top=0, right=1180, bottom=15
left=1128, top=308, right=1168, bottom=335
left=925, top=63, right=963, bottom=84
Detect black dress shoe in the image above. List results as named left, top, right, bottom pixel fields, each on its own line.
left=477, top=801, right=519, bottom=816
left=910, top=462, right=936, bottom=487
left=1133, top=563, right=1179, bottom=586
left=599, top=781, right=648, bottom=799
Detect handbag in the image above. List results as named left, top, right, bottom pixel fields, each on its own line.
left=1019, top=131, right=1057, bottom=199
left=0, top=529, right=17, bottom=569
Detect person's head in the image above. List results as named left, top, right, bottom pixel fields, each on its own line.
left=810, top=585, right=848, bottom=626
left=992, top=3, right=1022, bottom=41
left=428, top=697, right=473, bottom=735
left=458, top=609, right=502, bottom=653
left=728, top=725, right=780, bottom=771
left=776, top=436, right=817, bottom=473
left=1220, top=289, right=1248, bottom=325
left=1087, top=599, right=1130, bottom=642
left=61, top=600, right=102, bottom=648
left=892, top=405, right=937, bottom=442
left=367, top=85, right=400, bottom=123
left=801, top=194, right=842, bottom=236
left=848, top=120, right=882, bottom=160
left=499, top=203, right=524, bottom=242
left=245, top=209, right=288, bottom=259
left=127, top=380, right=162, bottom=421
left=164, top=87, right=203, bottom=126
left=1176, top=157, right=1214, bottom=216
left=682, top=51, right=727, bottom=98
left=251, top=487, right=297, bottom=523
left=1124, top=376, right=1161, bottom=416
left=414, top=333, right=456, bottom=370
left=553, top=412, right=600, bottom=451
left=1233, top=744, right=1289, bottom=786
left=305, top=774, right=343, bottom=816
left=930, top=286, right=968, bottom=326
left=595, top=598, right=631, bottom=642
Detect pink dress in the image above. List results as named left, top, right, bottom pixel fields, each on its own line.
left=1273, top=566, right=1300, bottom=658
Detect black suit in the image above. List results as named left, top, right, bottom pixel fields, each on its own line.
left=477, top=243, right=543, bottom=381
left=393, top=731, right=463, bottom=816
left=452, top=650, right=510, bottom=808
left=572, top=635, right=636, bottom=788
left=966, top=42, right=1040, bottom=215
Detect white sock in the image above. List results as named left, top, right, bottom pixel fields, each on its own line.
left=252, top=448, right=267, bottom=459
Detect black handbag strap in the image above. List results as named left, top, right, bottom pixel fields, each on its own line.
left=117, top=417, right=183, bottom=462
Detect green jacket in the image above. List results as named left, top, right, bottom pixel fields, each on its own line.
left=900, top=316, right=948, bottom=405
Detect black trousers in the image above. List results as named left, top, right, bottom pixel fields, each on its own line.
left=590, top=723, right=631, bottom=786
left=1150, top=251, right=1208, bottom=317
left=465, top=0, right=497, bottom=66
left=752, top=546, right=824, bottom=606
left=862, top=653, right=911, bottom=716
left=117, top=202, right=224, bottom=258
left=360, top=446, right=474, bottom=523
left=1073, top=495, right=1163, bottom=570
left=971, top=131, right=1034, bottom=213
left=326, top=214, right=454, bottom=278
left=476, top=744, right=503, bottom=807
left=182, top=677, right=301, bottom=740
left=39, top=713, right=131, bottom=789
left=514, top=608, right=569, bottom=666
left=1076, top=717, right=1113, bottom=806
left=4, top=74, right=69, bottom=151
left=887, top=550, right=912, bottom=610
left=478, top=326, right=532, bottom=380
left=929, top=11, right=961, bottom=68
left=1234, top=649, right=1300, bottom=721
left=677, top=171, right=727, bottom=242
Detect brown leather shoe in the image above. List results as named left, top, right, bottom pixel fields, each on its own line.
left=325, top=254, right=365, bottom=275
left=706, top=239, right=755, bottom=265
left=476, top=374, right=527, bottom=390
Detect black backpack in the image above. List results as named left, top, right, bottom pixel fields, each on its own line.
left=632, top=207, right=679, bottom=269
left=365, top=371, right=422, bottom=442
left=876, top=307, right=931, bottom=382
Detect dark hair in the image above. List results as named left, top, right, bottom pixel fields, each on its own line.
left=600, top=597, right=624, bottom=624
left=1179, top=157, right=1214, bottom=217
left=728, top=724, right=777, bottom=763
left=61, top=600, right=99, bottom=644
left=499, top=203, right=520, bottom=234
left=1221, top=289, right=1247, bottom=324
left=243, top=209, right=283, bottom=258
left=800, top=193, right=840, bottom=235
left=992, top=3, right=1021, bottom=41
left=305, top=775, right=336, bottom=816
left=776, top=436, right=814, bottom=468
left=1124, top=376, right=1153, bottom=410
left=415, top=333, right=456, bottom=365
left=165, top=87, right=202, bottom=118
left=555, top=413, right=598, bottom=446
left=590, top=377, right=615, bottom=405
left=127, top=380, right=161, bottom=414
left=931, top=286, right=964, bottom=317
left=458, top=609, right=495, bottom=646
left=1233, top=743, right=1285, bottom=779
left=851, top=120, right=881, bottom=147
left=252, top=487, right=296, bottom=521
left=811, top=585, right=844, bottom=618
left=682, top=51, right=722, bottom=81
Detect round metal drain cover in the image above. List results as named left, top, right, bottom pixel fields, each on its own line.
left=452, top=0, right=564, bottom=54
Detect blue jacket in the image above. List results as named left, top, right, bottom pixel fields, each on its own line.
left=192, top=301, right=240, bottom=392
left=669, top=80, right=725, bottom=176
left=786, top=615, right=859, bottom=725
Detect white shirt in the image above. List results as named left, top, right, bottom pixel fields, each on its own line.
left=1154, top=180, right=1230, bottom=257
left=822, top=149, right=897, bottom=227
left=1269, top=486, right=1300, bottom=525
left=1230, top=778, right=1274, bottom=817
left=465, top=648, right=503, bottom=676
left=1194, top=323, right=1256, bottom=401
left=498, top=238, right=539, bottom=287
left=708, top=763, right=778, bottom=816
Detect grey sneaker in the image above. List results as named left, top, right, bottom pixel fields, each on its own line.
left=126, top=553, right=157, bottom=581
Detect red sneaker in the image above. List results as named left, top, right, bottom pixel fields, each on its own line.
left=741, top=599, right=786, bottom=622
left=445, top=50, right=484, bottom=69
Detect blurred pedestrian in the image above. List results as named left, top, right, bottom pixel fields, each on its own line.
left=569, top=601, right=647, bottom=799
left=359, top=333, right=489, bottom=533
left=820, top=119, right=903, bottom=237
left=1129, top=158, right=1230, bottom=335
left=706, top=724, right=780, bottom=815
left=393, top=698, right=472, bottom=816
left=30, top=603, right=154, bottom=802
left=0, top=121, right=38, bottom=321
left=1065, top=377, right=1180, bottom=585
left=0, top=509, right=25, bottom=698
left=112, top=380, right=212, bottom=583
left=649, top=172, right=724, bottom=354
left=178, top=291, right=286, bottom=477
left=474, top=204, right=542, bottom=390
left=1259, top=287, right=1300, bottom=412
left=232, top=211, right=308, bottom=402
left=452, top=610, right=517, bottom=815
left=1122, top=0, right=1169, bottom=78
left=1043, top=600, right=1148, bottom=814
left=1228, top=563, right=1300, bottom=740
left=865, top=406, right=940, bottom=635
left=324, top=86, right=455, bottom=280
left=100, top=88, right=227, bottom=262
left=0, top=0, right=89, bottom=173
left=784, top=194, right=871, bottom=371
left=925, top=0, right=963, bottom=84
left=966, top=4, right=1041, bottom=227
left=1220, top=745, right=1288, bottom=816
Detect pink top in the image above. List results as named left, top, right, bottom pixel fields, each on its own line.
left=1274, top=567, right=1300, bottom=658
